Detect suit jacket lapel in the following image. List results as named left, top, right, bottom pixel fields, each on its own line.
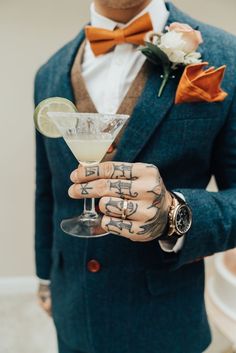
left=114, top=64, right=180, bottom=162
left=114, top=2, right=202, bottom=163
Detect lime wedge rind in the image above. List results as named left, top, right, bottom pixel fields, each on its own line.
left=34, top=97, right=77, bottom=138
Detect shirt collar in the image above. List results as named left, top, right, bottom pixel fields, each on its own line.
left=90, top=0, right=169, bottom=32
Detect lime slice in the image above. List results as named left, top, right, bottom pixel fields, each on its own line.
left=34, top=97, right=77, bottom=138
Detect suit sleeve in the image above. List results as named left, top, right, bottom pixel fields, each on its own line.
left=34, top=75, right=54, bottom=280
left=170, top=89, right=236, bottom=270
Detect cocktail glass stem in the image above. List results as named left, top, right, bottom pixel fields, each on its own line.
left=61, top=196, right=105, bottom=238
left=82, top=198, right=97, bottom=219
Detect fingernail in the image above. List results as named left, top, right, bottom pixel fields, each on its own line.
left=71, top=170, right=78, bottom=181
left=68, top=185, right=74, bottom=197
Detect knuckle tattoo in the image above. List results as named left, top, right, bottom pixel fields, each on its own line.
left=105, top=217, right=134, bottom=235
left=104, top=198, right=138, bottom=217
left=109, top=180, right=138, bottom=198
left=127, top=201, right=138, bottom=217
left=85, top=165, right=99, bottom=177
left=80, top=183, right=93, bottom=196
left=111, top=163, right=134, bottom=179
left=105, top=198, right=123, bottom=216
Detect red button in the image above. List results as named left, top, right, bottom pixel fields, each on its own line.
left=107, top=143, right=115, bottom=154
left=87, top=259, right=101, bottom=273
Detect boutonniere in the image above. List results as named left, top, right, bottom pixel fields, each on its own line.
left=140, top=22, right=228, bottom=103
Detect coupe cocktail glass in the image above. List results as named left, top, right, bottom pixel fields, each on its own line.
left=47, top=112, right=129, bottom=238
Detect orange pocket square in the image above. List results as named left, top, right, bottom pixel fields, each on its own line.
left=175, top=62, right=228, bottom=104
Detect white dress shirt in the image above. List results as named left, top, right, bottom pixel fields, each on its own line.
left=82, top=0, right=169, bottom=114
left=81, top=0, right=185, bottom=253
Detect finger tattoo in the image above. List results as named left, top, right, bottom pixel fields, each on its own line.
left=147, top=176, right=165, bottom=208
left=137, top=206, right=168, bottom=238
left=109, top=180, right=138, bottom=198
left=126, top=200, right=138, bottom=216
left=105, top=198, right=138, bottom=217
left=105, top=218, right=134, bottom=235
left=138, top=178, right=167, bottom=239
left=85, top=166, right=99, bottom=177
left=80, top=183, right=93, bottom=195
left=111, top=163, right=135, bottom=179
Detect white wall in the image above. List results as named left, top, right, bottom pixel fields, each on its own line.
left=0, top=0, right=235, bottom=277
left=0, top=0, right=89, bottom=276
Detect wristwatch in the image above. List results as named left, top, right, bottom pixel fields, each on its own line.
left=160, top=192, right=193, bottom=240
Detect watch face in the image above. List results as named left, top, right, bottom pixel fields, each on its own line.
left=176, top=205, right=192, bottom=234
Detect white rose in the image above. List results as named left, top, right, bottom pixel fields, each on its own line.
left=159, top=31, right=187, bottom=64
left=160, top=31, right=185, bottom=52
left=183, top=52, right=202, bottom=65
left=158, top=30, right=202, bottom=65
left=168, top=22, right=203, bottom=53
left=168, top=50, right=186, bottom=64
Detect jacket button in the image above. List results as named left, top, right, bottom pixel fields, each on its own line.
left=107, top=143, right=115, bottom=154
left=87, top=259, right=101, bottom=273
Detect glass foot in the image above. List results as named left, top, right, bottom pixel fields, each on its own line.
left=61, top=213, right=108, bottom=238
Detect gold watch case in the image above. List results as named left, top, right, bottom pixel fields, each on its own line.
left=167, top=193, right=193, bottom=237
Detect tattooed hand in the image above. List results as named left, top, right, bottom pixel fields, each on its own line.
left=69, top=162, right=172, bottom=242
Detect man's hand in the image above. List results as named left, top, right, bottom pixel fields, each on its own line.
left=69, top=162, right=172, bottom=242
left=37, top=283, right=52, bottom=316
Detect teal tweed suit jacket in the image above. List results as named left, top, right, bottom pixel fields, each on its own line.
left=34, top=3, right=236, bottom=353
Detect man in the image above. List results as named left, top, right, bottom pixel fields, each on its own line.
left=34, top=1, right=236, bottom=352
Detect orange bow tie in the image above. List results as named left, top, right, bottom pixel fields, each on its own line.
left=85, top=13, right=153, bottom=56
